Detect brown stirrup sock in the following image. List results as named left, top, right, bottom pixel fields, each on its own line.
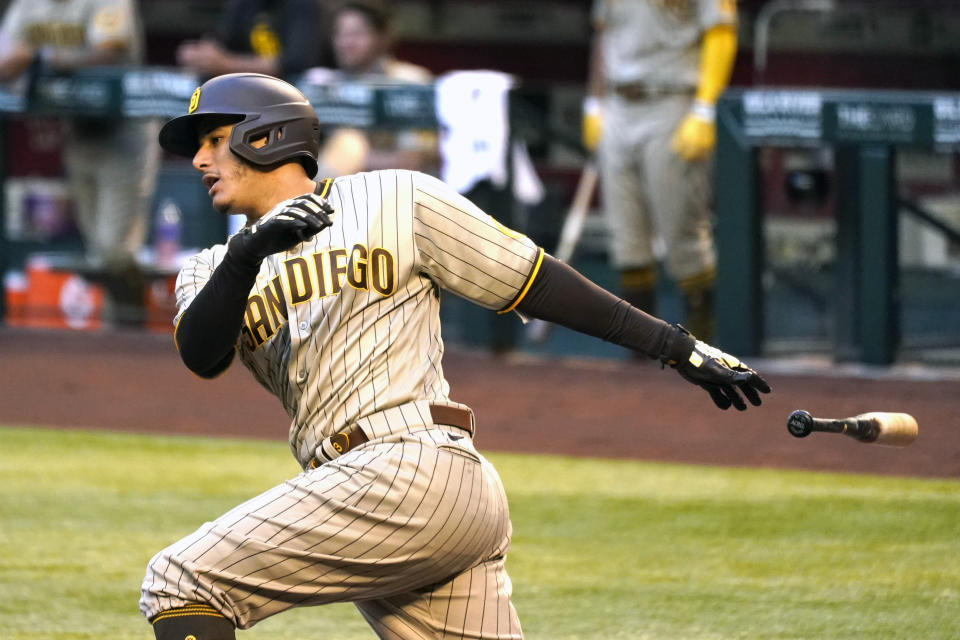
left=678, top=268, right=716, bottom=343
left=151, top=604, right=236, bottom=640
left=619, top=266, right=658, bottom=316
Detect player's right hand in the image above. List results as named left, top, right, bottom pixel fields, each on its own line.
left=667, top=333, right=771, bottom=411
left=228, top=194, right=334, bottom=264
left=582, top=96, right=603, bottom=153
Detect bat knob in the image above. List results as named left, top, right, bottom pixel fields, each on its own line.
left=787, top=410, right=813, bottom=438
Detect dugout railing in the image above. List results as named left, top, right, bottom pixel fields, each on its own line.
left=715, top=87, right=960, bottom=365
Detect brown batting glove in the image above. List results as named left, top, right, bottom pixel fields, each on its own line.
left=229, top=194, right=333, bottom=265
left=662, top=326, right=771, bottom=411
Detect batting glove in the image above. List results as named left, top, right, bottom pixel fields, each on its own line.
left=228, top=194, right=334, bottom=264
left=670, top=100, right=716, bottom=162
left=665, top=327, right=771, bottom=411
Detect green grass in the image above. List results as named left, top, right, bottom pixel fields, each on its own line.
left=1, top=426, right=958, bottom=639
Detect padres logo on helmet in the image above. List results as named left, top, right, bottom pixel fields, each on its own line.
left=188, top=87, right=201, bottom=114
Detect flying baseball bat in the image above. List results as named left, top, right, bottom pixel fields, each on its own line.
left=526, top=160, right=599, bottom=344
left=786, top=410, right=918, bottom=447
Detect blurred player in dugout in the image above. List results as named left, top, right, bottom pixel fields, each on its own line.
left=584, top=0, right=738, bottom=342
left=0, top=0, right=160, bottom=327
left=310, top=0, right=438, bottom=177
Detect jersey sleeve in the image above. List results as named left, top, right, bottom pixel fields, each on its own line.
left=173, top=244, right=228, bottom=327
left=411, top=171, right=543, bottom=312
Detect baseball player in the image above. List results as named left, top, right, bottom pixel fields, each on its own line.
left=584, top=0, right=738, bottom=342
left=0, top=0, right=160, bottom=326
left=140, top=72, right=769, bottom=640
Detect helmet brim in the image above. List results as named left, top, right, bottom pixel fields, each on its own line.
left=158, top=112, right=245, bottom=158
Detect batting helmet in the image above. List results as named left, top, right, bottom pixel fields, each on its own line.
left=159, top=73, right=321, bottom=176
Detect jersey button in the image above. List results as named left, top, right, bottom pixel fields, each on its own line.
left=298, top=321, right=309, bottom=331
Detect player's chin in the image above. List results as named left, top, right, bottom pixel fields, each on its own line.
left=210, top=195, right=234, bottom=215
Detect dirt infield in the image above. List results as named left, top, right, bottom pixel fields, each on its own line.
left=1, top=327, right=958, bottom=478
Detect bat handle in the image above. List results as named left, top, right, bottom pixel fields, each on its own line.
left=843, top=416, right=880, bottom=443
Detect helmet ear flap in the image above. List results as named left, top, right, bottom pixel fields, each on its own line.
left=229, top=112, right=320, bottom=176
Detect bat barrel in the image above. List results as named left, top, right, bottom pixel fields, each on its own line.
left=856, top=412, right=918, bottom=447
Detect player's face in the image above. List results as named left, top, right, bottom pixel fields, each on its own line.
left=333, top=10, right=386, bottom=73
left=193, top=124, right=270, bottom=217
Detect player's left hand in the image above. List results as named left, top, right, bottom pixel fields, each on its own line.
left=668, top=335, right=771, bottom=411
left=670, top=111, right=716, bottom=162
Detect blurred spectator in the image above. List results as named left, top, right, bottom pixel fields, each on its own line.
left=0, top=0, right=160, bottom=327
left=329, top=0, right=429, bottom=83
left=311, top=0, right=437, bottom=176
left=585, top=0, right=738, bottom=342
left=176, top=0, right=334, bottom=80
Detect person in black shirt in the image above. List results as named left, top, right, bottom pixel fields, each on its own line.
left=176, top=0, right=334, bottom=80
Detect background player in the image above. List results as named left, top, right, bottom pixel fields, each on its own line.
left=584, top=0, right=738, bottom=342
left=140, top=72, right=769, bottom=640
left=0, top=0, right=160, bottom=326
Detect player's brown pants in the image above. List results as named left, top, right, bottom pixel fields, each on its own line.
left=140, top=426, right=523, bottom=639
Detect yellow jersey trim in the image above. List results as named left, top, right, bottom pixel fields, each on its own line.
left=498, top=247, right=544, bottom=315
left=173, top=313, right=183, bottom=353
left=318, top=178, right=333, bottom=198
left=152, top=604, right=226, bottom=623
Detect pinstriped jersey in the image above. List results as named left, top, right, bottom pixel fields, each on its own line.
left=175, top=169, right=542, bottom=466
left=593, top=0, right=737, bottom=88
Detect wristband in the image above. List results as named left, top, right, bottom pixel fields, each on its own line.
left=583, top=95, right=601, bottom=116
left=690, top=99, right=716, bottom=123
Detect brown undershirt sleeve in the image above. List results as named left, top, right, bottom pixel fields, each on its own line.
left=514, top=253, right=695, bottom=363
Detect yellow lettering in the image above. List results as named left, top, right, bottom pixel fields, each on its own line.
left=284, top=257, right=313, bottom=304
left=347, top=244, right=368, bottom=290
left=240, top=324, right=256, bottom=350
left=240, top=245, right=397, bottom=329
left=25, top=22, right=85, bottom=47
left=264, top=275, right=288, bottom=328
left=370, top=248, right=396, bottom=296
left=244, top=295, right=272, bottom=346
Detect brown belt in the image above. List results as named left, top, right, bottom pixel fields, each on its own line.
left=613, top=83, right=695, bottom=101
left=309, top=404, right=474, bottom=468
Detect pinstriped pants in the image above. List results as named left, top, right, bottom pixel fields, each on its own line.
left=599, top=92, right=716, bottom=280
left=139, top=427, right=523, bottom=639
